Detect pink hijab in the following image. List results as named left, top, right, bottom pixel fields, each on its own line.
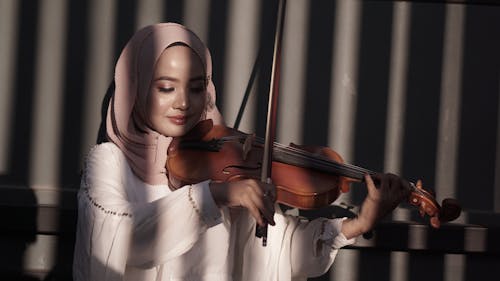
left=106, top=23, right=223, bottom=185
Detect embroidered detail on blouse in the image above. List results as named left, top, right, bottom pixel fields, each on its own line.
left=82, top=188, right=133, bottom=217
left=320, top=220, right=327, bottom=237
left=188, top=186, right=203, bottom=220
left=315, top=220, right=329, bottom=254
left=82, top=144, right=132, bottom=218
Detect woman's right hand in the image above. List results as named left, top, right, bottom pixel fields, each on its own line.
left=209, top=179, right=276, bottom=227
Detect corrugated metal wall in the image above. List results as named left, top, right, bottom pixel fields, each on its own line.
left=0, top=0, right=499, bottom=280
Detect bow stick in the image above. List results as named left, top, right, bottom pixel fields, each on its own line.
left=255, top=0, right=287, bottom=247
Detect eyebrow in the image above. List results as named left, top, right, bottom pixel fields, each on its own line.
left=154, top=75, right=205, bottom=82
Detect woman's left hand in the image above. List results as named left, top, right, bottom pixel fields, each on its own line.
left=341, top=173, right=410, bottom=239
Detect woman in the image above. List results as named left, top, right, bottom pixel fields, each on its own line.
left=73, top=23, right=408, bottom=281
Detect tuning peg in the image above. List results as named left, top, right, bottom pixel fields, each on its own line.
left=430, top=216, right=441, bottom=228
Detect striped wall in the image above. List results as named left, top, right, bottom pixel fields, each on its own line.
left=0, top=0, right=499, bottom=280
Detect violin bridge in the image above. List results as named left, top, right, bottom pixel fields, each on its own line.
left=242, top=134, right=255, bottom=161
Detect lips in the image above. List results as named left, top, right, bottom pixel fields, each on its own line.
left=168, top=115, right=188, bottom=125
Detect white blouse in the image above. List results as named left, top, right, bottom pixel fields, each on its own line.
left=73, top=142, right=355, bottom=281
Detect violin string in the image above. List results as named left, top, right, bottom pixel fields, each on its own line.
left=273, top=143, right=374, bottom=179
left=264, top=137, right=373, bottom=177
left=219, top=135, right=374, bottom=179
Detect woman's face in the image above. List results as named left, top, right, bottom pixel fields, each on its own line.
left=147, top=45, right=207, bottom=137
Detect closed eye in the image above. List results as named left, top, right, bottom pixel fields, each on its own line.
left=158, top=87, right=175, bottom=93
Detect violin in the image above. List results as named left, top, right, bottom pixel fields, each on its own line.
left=166, top=119, right=462, bottom=228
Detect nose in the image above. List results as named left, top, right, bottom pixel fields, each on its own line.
left=173, top=89, right=189, bottom=110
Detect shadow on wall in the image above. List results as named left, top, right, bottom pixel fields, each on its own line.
left=0, top=188, right=38, bottom=281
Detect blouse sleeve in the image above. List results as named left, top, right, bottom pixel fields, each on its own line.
left=288, top=216, right=356, bottom=278
left=232, top=208, right=356, bottom=281
left=74, top=143, right=223, bottom=276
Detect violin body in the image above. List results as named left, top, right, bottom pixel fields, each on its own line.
left=167, top=120, right=351, bottom=209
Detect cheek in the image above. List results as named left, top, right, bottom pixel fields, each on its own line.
left=148, top=94, right=169, bottom=118
left=192, top=95, right=208, bottom=115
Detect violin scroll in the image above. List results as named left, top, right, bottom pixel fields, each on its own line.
left=408, top=180, right=461, bottom=228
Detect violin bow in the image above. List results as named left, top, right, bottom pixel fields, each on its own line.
left=233, top=47, right=262, bottom=130
left=256, top=0, right=287, bottom=247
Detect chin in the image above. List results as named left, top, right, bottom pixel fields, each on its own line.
left=163, top=130, right=185, bottom=138
left=160, top=126, right=192, bottom=138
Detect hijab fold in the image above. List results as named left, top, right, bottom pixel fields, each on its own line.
left=106, top=23, right=223, bottom=185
